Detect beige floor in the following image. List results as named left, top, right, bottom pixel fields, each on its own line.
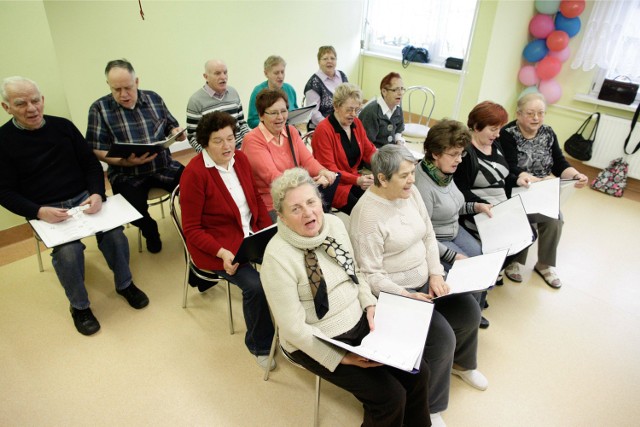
left=1, top=183, right=640, bottom=426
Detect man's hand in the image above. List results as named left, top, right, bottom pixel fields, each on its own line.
left=171, top=127, right=187, bottom=141
left=121, top=152, right=158, bottom=167
left=79, top=194, right=103, bottom=215
left=37, top=207, right=69, bottom=223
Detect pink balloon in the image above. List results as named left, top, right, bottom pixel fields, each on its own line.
left=539, top=79, right=562, bottom=104
left=546, top=30, right=570, bottom=51
left=518, top=65, right=540, bottom=86
left=529, top=14, right=555, bottom=39
left=536, top=56, right=562, bottom=80
left=549, top=45, right=571, bottom=62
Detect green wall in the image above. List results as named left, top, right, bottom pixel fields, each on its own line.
left=1, top=0, right=636, bottom=231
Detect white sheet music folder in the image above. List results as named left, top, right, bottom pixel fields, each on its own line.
left=314, top=292, right=433, bottom=372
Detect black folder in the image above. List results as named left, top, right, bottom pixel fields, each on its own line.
left=105, top=128, right=186, bottom=158
left=232, top=224, right=278, bottom=265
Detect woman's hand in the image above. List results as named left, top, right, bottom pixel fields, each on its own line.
left=474, top=202, right=492, bottom=217
left=572, top=172, right=589, bottom=188
left=428, top=275, right=450, bottom=298
left=517, top=172, right=538, bottom=187
left=454, top=253, right=468, bottom=261
left=357, top=174, right=374, bottom=190
left=365, top=305, right=376, bottom=331
left=318, top=169, right=337, bottom=185
left=403, top=290, right=432, bottom=302
left=313, top=175, right=330, bottom=188
left=217, top=248, right=239, bottom=275
left=340, top=352, right=383, bottom=368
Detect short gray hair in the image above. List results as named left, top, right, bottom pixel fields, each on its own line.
left=264, top=55, right=286, bottom=71
left=517, top=92, right=546, bottom=111
left=371, top=144, right=416, bottom=186
left=271, top=168, right=322, bottom=213
left=105, top=59, right=135, bottom=78
left=333, top=83, right=362, bottom=109
left=1, top=76, right=40, bottom=102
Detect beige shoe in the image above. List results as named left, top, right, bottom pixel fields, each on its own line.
left=534, top=263, right=562, bottom=289
left=505, top=262, right=523, bottom=282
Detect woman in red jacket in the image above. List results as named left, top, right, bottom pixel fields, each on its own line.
left=311, top=83, right=377, bottom=214
left=180, top=111, right=275, bottom=370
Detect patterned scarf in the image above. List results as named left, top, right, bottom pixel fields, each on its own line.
left=421, top=158, right=453, bottom=187
left=304, top=236, right=359, bottom=319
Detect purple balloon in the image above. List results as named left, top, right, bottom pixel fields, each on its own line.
left=555, top=13, right=581, bottom=37
left=549, top=45, right=571, bottom=62
left=523, top=39, right=549, bottom=63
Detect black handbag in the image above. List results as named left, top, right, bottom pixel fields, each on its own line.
left=402, top=45, right=430, bottom=68
left=445, top=57, right=463, bottom=70
left=564, top=112, right=600, bottom=161
left=598, top=76, right=639, bottom=105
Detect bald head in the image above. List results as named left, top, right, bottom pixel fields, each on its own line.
left=1, top=76, right=45, bottom=130
left=203, top=59, right=228, bottom=94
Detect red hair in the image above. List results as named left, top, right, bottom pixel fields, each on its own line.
left=467, top=101, right=508, bottom=131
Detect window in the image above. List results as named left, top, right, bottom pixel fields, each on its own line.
left=571, top=0, right=640, bottom=101
left=363, top=0, right=478, bottom=65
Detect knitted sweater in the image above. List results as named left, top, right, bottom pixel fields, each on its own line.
left=0, top=116, right=105, bottom=219
left=246, top=81, right=298, bottom=128
left=186, top=86, right=250, bottom=151
left=349, top=186, right=445, bottom=297
left=260, top=214, right=377, bottom=372
left=414, top=164, right=477, bottom=262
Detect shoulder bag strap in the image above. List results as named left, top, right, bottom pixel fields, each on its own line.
left=623, top=102, right=640, bottom=155
left=285, top=125, right=298, bottom=166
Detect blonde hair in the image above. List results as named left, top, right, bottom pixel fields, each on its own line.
left=332, top=83, right=362, bottom=109
left=517, top=92, right=546, bottom=111
left=271, top=168, right=321, bottom=213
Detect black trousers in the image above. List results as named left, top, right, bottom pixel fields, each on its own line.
left=111, top=167, right=184, bottom=239
left=290, top=314, right=431, bottom=427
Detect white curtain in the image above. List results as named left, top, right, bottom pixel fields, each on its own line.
left=571, top=0, right=640, bottom=81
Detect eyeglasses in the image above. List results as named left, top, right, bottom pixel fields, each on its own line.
left=521, top=110, right=546, bottom=119
left=264, top=109, right=288, bottom=117
left=442, top=151, right=467, bottom=159
left=341, top=107, right=362, bottom=115
left=385, top=87, right=406, bottom=94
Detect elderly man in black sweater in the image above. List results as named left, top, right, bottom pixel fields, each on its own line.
left=0, top=76, right=148, bottom=336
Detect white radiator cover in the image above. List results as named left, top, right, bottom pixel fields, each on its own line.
left=585, top=114, right=640, bottom=180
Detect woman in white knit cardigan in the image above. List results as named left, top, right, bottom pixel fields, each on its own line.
left=260, top=168, right=430, bottom=427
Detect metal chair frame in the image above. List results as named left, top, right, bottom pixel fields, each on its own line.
left=138, top=187, right=171, bottom=253
left=402, top=86, right=436, bottom=139
left=169, top=185, right=234, bottom=335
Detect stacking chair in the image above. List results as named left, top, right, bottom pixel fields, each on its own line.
left=301, top=130, right=315, bottom=149
left=32, top=228, right=45, bottom=272
left=169, top=185, right=235, bottom=335
left=138, top=187, right=171, bottom=253
left=401, top=86, right=436, bottom=140
left=264, top=326, right=321, bottom=427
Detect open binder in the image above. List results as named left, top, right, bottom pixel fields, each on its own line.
left=232, top=223, right=278, bottom=265
left=105, top=129, right=186, bottom=158
left=314, top=292, right=433, bottom=373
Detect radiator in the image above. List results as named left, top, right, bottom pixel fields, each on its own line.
left=585, top=114, right=640, bottom=179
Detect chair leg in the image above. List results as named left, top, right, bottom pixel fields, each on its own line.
left=182, top=265, right=190, bottom=309
left=138, top=228, right=142, bottom=253
left=226, top=281, right=234, bottom=335
left=35, top=238, right=44, bottom=272
left=264, top=326, right=279, bottom=381
left=314, top=375, right=321, bottom=427
left=160, top=201, right=165, bottom=219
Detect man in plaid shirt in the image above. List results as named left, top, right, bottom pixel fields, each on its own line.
left=86, top=59, right=186, bottom=253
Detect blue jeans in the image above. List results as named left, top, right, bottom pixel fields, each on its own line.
left=48, top=192, right=133, bottom=309
left=215, top=264, right=275, bottom=355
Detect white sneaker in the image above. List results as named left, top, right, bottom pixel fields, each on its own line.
left=430, top=412, right=447, bottom=427
left=451, top=368, right=488, bottom=390
left=256, top=355, right=276, bottom=371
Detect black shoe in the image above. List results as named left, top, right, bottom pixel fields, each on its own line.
left=146, top=235, right=162, bottom=253
left=479, top=316, right=490, bottom=329
left=70, top=307, right=101, bottom=336
left=117, top=282, right=149, bottom=309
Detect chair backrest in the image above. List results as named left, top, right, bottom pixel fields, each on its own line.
left=169, top=185, right=189, bottom=265
left=302, top=130, right=315, bottom=148
left=403, top=86, right=436, bottom=127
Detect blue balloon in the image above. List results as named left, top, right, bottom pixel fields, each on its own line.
left=519, top=86, right=540, bottom=99
left=555, top=14, right=581, bottom=38
left=523, top=39, right=549, bottom=63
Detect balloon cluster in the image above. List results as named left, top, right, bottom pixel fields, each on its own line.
left=518, top=0, right=585, bottom=103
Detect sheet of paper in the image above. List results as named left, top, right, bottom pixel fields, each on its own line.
left=29, top=194, right=142, bottom=248
left=438, top=249, right=508, bottom=298
left=314, top=292, right=434, bottom=372
left=559, top=179, right=578, bottom=205
left=474, top=195, right=534, bottom=256
left=511, top=178, right=560, bottom=220
left=159, top=128, right=186, bottom=148
left=287, top=105, right=317, bottom=126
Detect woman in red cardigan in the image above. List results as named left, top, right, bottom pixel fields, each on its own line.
left=311, top=83, right=377, bottom=214
left=180, top=111, right=275, bottom=370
